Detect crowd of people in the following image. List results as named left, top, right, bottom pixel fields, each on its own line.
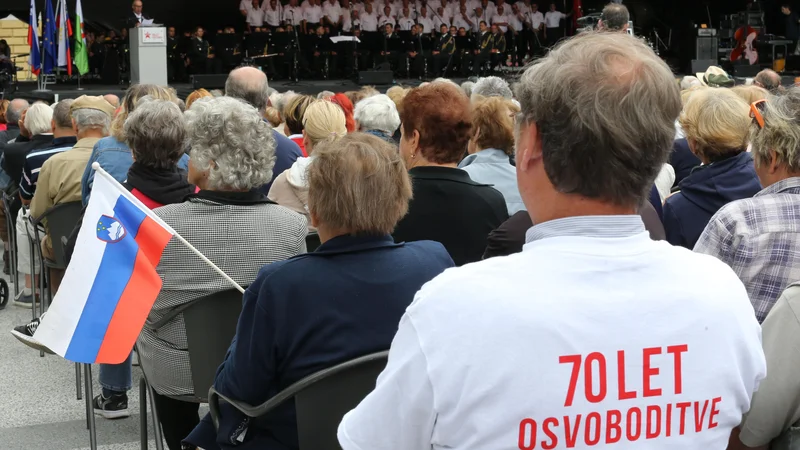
left=2, top=23, right=800, bottom=450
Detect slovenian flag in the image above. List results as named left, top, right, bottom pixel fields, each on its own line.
left=34, top=164, right=175, bottom=364
left=28, top=0, right=41, bottom=75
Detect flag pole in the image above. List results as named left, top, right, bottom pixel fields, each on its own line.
left=91, top=163, right=246, bottom=294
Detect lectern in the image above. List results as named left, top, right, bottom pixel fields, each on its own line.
left=130, top=26, right=168, bottom=86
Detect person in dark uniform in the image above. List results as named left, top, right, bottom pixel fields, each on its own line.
left=308, top=25, right=337, bottom=78
left=432, top=24, right=455, bottom=76
left=187, top=26, right=222, bottom=74
left=490, top=23, right=506, bottom=71
left=782, top=4, right=800, bottom=50
left=472, top=21, right=494, bottom=76
left=126, top=0, right=151, bottom=29
left=400, top=25, right=423, bottom=78
left=167, top=27, right=187, bottom=81
left=456, top=26, right=473, bottom=76
left=380, top=23, right=402, bottom=73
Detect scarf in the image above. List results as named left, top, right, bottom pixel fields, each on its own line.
left=125, top=162, right=195, bottom=206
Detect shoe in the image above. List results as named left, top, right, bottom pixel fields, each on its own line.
left=13, top=293, right=34, bottom=309
left=93, top=393, right=130, bottom=419
left=10, top=316, right=54, bottom=354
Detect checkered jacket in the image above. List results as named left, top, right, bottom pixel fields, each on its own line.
left=137, top=196, right=307, bottom=396
left=694, top=177, right=800, bottom=323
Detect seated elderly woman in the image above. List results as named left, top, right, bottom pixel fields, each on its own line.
left=269, top=100, right=347, bottom=226
left=137, top=96, right=308, bottom=450
left=353, top=94, right=400, bottom=143
left=184, top=132, right=454, bottom=450
left=282, top=94, right=315, bottom=156
left=80, top=84, right=189, bottom=205
left=458, top=96, right=524, bottom=214
left=663, top=88, right=762, bottom=249
left=392, top=83, right=508, bottom=266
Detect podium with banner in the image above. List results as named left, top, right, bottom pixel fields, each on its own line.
left=130, top=26, right=168, bottom=86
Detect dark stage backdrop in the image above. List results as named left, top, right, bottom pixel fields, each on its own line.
left=0, top=0, right=779, bottom=72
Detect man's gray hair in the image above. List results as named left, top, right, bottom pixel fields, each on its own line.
left=185, top=96, right=276, bottom=190
left=24, top=103, right=54, bottom=136
left=680, top=75, right=702, bottom=90
left=354, top=94, right=401, bottom=134
left=72, top=108, right=111, bottom=134
left=273, top=91, right=297, bottom=121
left=750, top=87, right=800, bottom=173
left=471, top=76, right=513, bottom=100
left=6, top=99, right=29, bottom=125
left=224, top=67, right=270, bottom=112
left=515, top=32, right=681, bottom=206
left=461, top=81, right=475, bottom=98
left=317, top=90, right=335, bottom=99
left=124, top=98, right=187, bottom=169
left=600, top=3, right=629, bottom=31
left=755, top=69, right=782, bottom=92
left=52, top=99, right=74, bottom=129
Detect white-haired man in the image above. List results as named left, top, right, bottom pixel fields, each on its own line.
left=470, top=75, right=512, bottom=100
left=0, top=98, right=29, bottom=147
left=338, top=32, right=765, bottom=450
left=354, top=94, right=401, bottom=142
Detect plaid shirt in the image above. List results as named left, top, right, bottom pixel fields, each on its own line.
left=694, top=177, right=800, bottom=323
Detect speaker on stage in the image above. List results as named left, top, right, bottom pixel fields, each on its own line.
left=358, top=71, right=393, bottom=85
left=695, top=36, right=719, bottom=61
left=191, top=74, right=229, bottom=89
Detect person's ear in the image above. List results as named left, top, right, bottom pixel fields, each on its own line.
left=410, top=129, right=421, bottom=151
left=768, top=149, right=780, bottom=174
left=516, top=121, right=542, bottom=174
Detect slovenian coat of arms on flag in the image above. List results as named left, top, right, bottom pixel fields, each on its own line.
left=33, top=164, right=175, bottom=364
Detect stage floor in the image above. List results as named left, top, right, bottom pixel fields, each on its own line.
left=6, top=76, right=481, bottom=102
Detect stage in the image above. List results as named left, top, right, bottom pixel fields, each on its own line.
left=3, top=75, right=493, bottom=102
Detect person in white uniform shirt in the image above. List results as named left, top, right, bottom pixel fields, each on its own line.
left=360, top=3, right=379, bottom=31
left=342, top=9, right=360, bottom=31
left=323, top=0, right=344, bottom=30
left=491, top=4, right=509, bottom=32
left=303, top=0, right=324, bottom=33
left=397, top=8, right=415, bottom=30
left=478, top=0, right=496, bottom=18
left=470, top=6, right=484, bottom=31
left=338, top=32, right=766, bottom=450
left=240, top=0, right=265, bottom=30
left=378, top=5, right=397, bottom=27
left=433, top=6, right=451, bottom=30
left=544, top=2, right=570, bottom=47
left=262, top=0, right=283, bottom=30
left=452, top=4, right=473, bottom=31
left=417, top=6, right=435, bottom=33
left=283, top=0, right=305, bottom=26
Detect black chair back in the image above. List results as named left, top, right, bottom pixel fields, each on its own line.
left=305, top=232, right=321, bottom=252
left=209, top=351, right=388, bottom=450
left=182, top=289, right=244, bottom=401
left=294, top=352, right=388, bottom=449
left=33, top=201, right=83, bottom=268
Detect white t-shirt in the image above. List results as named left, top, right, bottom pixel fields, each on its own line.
left=469, top=10, right=484, bottom=32
left=243, top=2, right=265, bottom=26
left=451, top=13, right=471, bottom=30
left=545, top=10, right=565, bottom=27
left=433, top=12, right=451, bottom=30
left=262, top=4, right=283, bottom=26
left=529, top=10, right=544, bottom=29
left=304, top=5, right=323, bottom=23
left=417, top=15, right=434, bottom=33
left=339, top=217, right=766, bottom=450
left=378, top=14, right=396, bottom=27
left=478, top=1, right=495, bottom=17
left=397, top=16, right=415, bottom=30
left=491, top=12, right=508, bottom=32
left=508, top=12, right=522, bottom=31
left=283, top=5, right=304, bottom=25
left=360, top=11, right=379, bottom=31
left=323, top=1, right=343, bottom=22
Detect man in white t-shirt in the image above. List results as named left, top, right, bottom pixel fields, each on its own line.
left=544, top=2, right=569, bottom=47
left=378, top=5, right=396, bottom=27
left=262, top=0, right=283, bottom=29
left=303, top=0, right=324, bottom=32
left=491, top=4, right=509, bottom=32
left=417, top=6, right=435, bottom=33
left=338, top=32, right=766, bottom=450
left=397, top=7, right=415, bottom=30
left=240, top=0, right=265, bottom=30
left=359, top=3, right=379, bottom=31
left=322, top=0, right=344, bottom=30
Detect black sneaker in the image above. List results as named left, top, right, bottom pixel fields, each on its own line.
left=10, top=316, right=54, bottom=354
left=93, top=393, right=130, bottom=419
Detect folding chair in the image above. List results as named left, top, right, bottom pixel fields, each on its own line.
left=1, top=192, right=18, bottom=306
left=209, top=351, right=389, bottom=450
left=139, top=288, right=244, bottom=450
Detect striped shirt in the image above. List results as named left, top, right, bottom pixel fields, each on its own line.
left=19, top=137, right=77, bottom=200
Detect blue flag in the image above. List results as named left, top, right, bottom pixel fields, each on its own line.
left=42, top=0, right=57, bottom=74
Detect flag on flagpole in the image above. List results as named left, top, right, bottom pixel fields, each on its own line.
left=42, top=0, right=57, bottom=74
left=74, top=0, right=89, bottom=75
left=28, top=0, right=41, bottom=76
left=57, top=0, right=72, bottom=75
left=33, top=165, right=176, bottom=364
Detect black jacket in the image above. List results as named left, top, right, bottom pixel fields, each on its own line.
left=125, top=12, right=151, bottom=29
left=0, top=124, right=21, bottom=147
left=393, top=166, right=508, bottom=266
left=1, top=133, right=53, bottom=188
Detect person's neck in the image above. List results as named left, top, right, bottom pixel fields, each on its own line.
left=316, top=224, right=352, bottom=244
left=53, top=128, right=76, bottom=139
left=410, top=160, right=459, bottom=169
left=77, top=130, right=105, bottom=140
left=530, top=195, right=637, bottom=225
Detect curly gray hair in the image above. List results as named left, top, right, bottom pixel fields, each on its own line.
left=750, top=87, right=800, bottom=172
left=471, top=76, right=512, bottom=101
left=185, top=96, right=276, bottom=191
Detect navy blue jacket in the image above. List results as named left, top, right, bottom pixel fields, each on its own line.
left=185, top=234, right=454, bottom=450
left=669, top=138, right=702, bottom=187
left=663, top=152, right=761, bottom=249
left=260, top=130, right=303, bottom=194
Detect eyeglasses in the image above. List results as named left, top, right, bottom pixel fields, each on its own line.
left=750, top=99, right=767, bottom=129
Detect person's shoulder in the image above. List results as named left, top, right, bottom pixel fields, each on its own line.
left=398, top=239, right=454, bottom=267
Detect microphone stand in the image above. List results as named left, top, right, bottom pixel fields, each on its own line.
left=350, top=4, right=359, bottom=77
left=289, top=9, right=302, bottom=83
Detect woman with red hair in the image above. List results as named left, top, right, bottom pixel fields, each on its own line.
left=329, top=93, right=356, bottom=133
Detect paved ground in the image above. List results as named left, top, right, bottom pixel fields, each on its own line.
left=0, top=273, right=198, bottom=449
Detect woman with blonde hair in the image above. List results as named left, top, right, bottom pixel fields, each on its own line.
left=185, top=88, right=212, bottom=109
left=458, top=96, right=524, bottom=214
left=269, top=99, right=347, bottom=225
left=283, top=94, right=315, bottom=155
left=663, top=87, right=762, bottom=249
left=80, top=84, right=189, bottom=204
left=731, top=85, right=769, bottom=105
left=0, top=99, right=9, bottom=131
